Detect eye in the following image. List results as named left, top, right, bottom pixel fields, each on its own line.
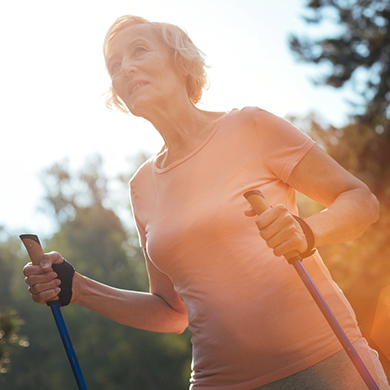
left=133, top=46, right=146, bottom=56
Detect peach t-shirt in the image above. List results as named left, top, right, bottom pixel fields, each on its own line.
left=129, top=107, right=361, bottom=389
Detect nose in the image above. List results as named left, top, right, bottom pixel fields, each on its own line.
left=121, top=56, right=136, bottom=77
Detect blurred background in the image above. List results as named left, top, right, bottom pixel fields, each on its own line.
left=1, top=0, right=389, bottom=388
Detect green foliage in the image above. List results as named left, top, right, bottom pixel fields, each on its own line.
left=0, top=230, right=30, bottom=376
left=0, top=309, right=29, bottom=375
left=290, top=112, right=390, bottom=376
left=289, top=0, right=390, bottom=132
left=0, top=154, right=191, bottom=389
left=288, top=2, right=390, bottom=374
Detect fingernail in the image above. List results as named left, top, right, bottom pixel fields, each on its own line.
left=55, top=287, right=61, bottom=293
left=42, top=263, right=50, bottom=269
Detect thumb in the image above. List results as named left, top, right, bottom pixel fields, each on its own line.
left=244, top=207, right=258, bottom=217
left=40, top=251, right=64, bottom=271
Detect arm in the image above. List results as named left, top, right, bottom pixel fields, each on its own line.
left=23, top=249, right=188, bottom=334
left=72, top=249, right=188, bottom=334
left=289, top=144, right=379, bottom=247
left=250, top=144, right=379, bottom=257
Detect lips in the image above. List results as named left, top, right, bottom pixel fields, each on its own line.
left=127, top=80, right=149, bottom=95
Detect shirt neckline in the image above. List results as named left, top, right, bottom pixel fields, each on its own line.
left=152, top=110, right=233, bottom=173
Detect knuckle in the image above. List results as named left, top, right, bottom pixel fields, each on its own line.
left=265, top=237, right=275, bottom=250
left=44, top=290, right=59, bottom=303
left=31, top=283, right=41, bottom=293
left=32, top=294, right=44, bottom=304
left=259, top=230, right=267, bottom=240
left=273, top=247, right=282, bottom=257
left=22, top=263, right=33, bottom=276
left=48, top=251, right=62, bottom=261
left=274, top=204, right=287, bottom=214
left=44, top=272, right=55, bottom=282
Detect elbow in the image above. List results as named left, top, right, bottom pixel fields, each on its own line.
left=356, top=187, right=380, bottom=232
left=171, top=316, right=189, bottom=334
left=173, top=326, right=188, bottom=335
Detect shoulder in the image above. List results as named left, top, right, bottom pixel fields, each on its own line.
left=227, top=106, right=287, bottom=126
left=237, top=107, right=310, bottom=141
left=129, top=156, right=154, bottom=193
left=224, top=107, right=297, bottom=140
left=243, top=106, right=293, bottom=128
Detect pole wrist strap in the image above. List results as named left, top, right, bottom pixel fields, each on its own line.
left=50, top=259, right=75, bottom=307
left=293, top=216, right=316, bottom=260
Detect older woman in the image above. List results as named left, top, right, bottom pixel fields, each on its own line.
left=23, top=15, right=388, bottom=390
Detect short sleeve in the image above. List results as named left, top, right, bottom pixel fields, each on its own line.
left=253, top=108, right=315, bottom=183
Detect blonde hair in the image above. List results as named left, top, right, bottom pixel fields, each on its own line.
left=103, top=15, right=209, bottom=113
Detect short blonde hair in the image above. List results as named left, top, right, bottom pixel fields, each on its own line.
left=103, top=15, right=208, bottom=113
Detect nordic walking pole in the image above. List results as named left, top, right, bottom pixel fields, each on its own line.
left=243, top=190, right=380, bottom=390
left=20, top=234, right=88, bottom=390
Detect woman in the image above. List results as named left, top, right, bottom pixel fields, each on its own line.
left=23, top=15, right=388, bottom=389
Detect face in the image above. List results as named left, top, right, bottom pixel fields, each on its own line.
left=106, top=24, right=187, bottom=117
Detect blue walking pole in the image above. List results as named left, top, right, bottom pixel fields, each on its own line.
left=20, top=234, right=88, bottom=390
left=244, top=190, right=380, bottom=390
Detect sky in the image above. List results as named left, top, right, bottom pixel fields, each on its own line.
left=1, top=0, right=355, bottom=238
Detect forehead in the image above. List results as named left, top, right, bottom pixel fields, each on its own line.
left=107, top=24, right=162, bottom=58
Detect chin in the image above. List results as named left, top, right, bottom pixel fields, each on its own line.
left=126, top=95, right=161, bottom=119
left=126, top=100, right=149, bottom=118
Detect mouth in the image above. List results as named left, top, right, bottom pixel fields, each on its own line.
left=128, top=81, right=149, bottom=95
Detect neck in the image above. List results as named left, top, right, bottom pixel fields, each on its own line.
left=145, top=97, right=217, bottom=152
left=140, top=96, right=225, bottom=168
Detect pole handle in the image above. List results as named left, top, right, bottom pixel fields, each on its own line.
left=243, top=190, right=379, bottom=389
left=20, top=234, right=60, bottom=305
left=20, top=234, right=45, bottom=265
left=243, top=190, right=300, bottom=261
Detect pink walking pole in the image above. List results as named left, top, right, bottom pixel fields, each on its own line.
left=244, top=190, right=379, bottom=390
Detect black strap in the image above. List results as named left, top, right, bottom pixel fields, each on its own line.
left=48, top=259, right=75, bottom=307
left=289, top=216, right=316, bottom=264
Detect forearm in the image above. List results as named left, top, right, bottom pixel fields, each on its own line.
left=71, top=273, right=188, bottom=334
left=305, top=187, right=379, bottom=248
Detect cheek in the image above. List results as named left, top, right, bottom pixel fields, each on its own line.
left=111, top=77, right=126, bottom=100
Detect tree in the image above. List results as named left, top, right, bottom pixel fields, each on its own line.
left=7, top=154, right=192, bottom=390
left=0, top=230, right=29, bottom=381
left=288, top=0, right=390, bottom=375
left=291, top=113, right=390, bottom=376
left=0, top=309, right=29, bottom=375
left=289, top=0, right=390, bottom=132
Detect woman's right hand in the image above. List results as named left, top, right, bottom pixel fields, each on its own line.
left=23, top=251, right=64, bottom=304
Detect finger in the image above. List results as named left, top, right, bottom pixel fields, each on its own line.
left=31, top=287, right=61, bottom=305
left=255, top=204, right=296, bottom=232
left=263, top=221, right=307, bottom=256
left=23, top=263, right=50, bottom=277
left=265, top=230, right=294, bottom=257
left=28, top=277, right=61, bottom=295
left=25, top=271, right=58, bottom=287
left=40, top=251, right=64, bottom=271
left=257, top=215, right=289, bottom=241
left=254, top=208, right=281, bottom=232
left=244, top=208, right=257, bottom=217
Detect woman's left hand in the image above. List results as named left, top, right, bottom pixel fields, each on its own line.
left=245, top=205, right=308, bottom=257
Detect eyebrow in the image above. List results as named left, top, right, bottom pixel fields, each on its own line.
left=107, top=38, right=148, bottom=64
